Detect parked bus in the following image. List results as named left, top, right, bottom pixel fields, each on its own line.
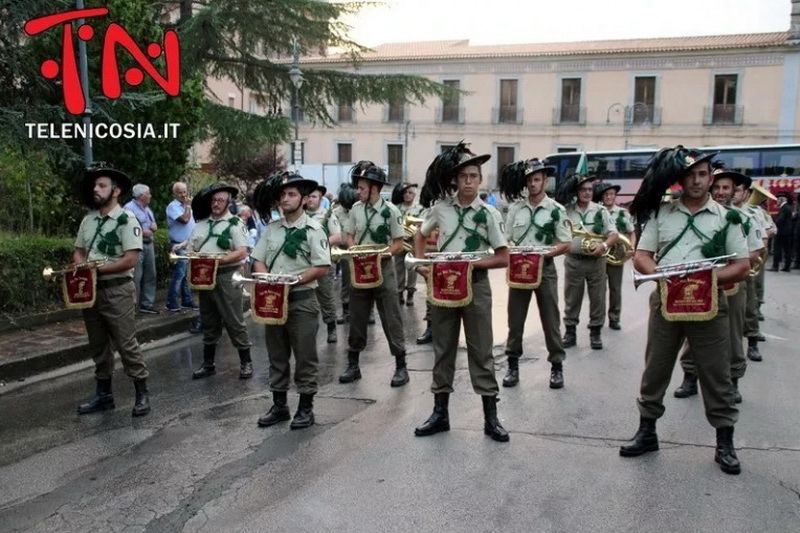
left=544, top=144, right=800, bottom=213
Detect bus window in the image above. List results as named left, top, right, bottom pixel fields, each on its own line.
left=760, top=148, right=800, bottom=176
left=712, top=150, right=759, bottom=176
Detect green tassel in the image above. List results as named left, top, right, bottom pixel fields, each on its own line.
left=551, top=208, right=560, bottom=222
left=592, top=211, right=604, bottom=235
left=472, top=208, right=488, bottom=225
left=463, top=233, right=481, bottom=252
left=117, top=213, right=128, bottom=225
left=535, top=231, right=545, bottom=241
left=725, top=209, right=743, bottom=225
left=371, top=225, right=390, bottom=244
left=229, top=216, right=240, bottom=226
left=282, top=227, right=309, bottom=259
left=381, top=207, right=391, bottom=219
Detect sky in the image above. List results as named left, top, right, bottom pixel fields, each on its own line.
left=345, top=0, right=790, bottom=46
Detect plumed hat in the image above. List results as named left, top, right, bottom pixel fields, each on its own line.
left=555, top=173, right=594, bottom=206
left=420, top=141, right=490, bottom=208
left=192, top=182, right=239, bottom=221
left=391, top=182, right=418, bottom=205
left=337, top=183, right=358, bottom=210
left=711, top=162, right=752, bottom=189
left=593, top=182, right=621, bottom=203
left=81, top=163, right=132, bottom=207
left=350, top=160, right=389, bottom=187
left=498, top=158, right=556, bottom=202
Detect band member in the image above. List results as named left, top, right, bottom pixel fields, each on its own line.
left=556, top=174, right=618, bottom=349
left=594, top=182, right=636, bottom=330
left=178, top=182, right=253, bottom=380
left=334, top=184, right=358, bottom=325
left=305, top=184, right=341, bottom=343
left=74, top=164, right=150, bottom=417
left=392, top=181, right=423, bottom=306
left=752, top=193, right=775, bottom=320
left=413, top=142, right=510, bottom=442
left=499, top=159, right=571, bottom=389
left=623, top=146, right=750, bottom=475
left=251, top=174, right=330, bottom=429
left=673, top=165, right=763, bottom=403
left=339, top=161, right=408, bottom=387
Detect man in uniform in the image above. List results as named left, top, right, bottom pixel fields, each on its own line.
left=176, top=182, right=253, bottom=380
left=595, top=182, right=636, bottom=330
left=74, top=164, right=150, bottom=417
left=334, top=184, right=357, bottom=325
left=560, top=174, right=618, bottom=350
left=392, top=181, right=423, bottom=306
left=339, top=161, right=409, bottom=387
left=305, top=184, right=341, bottom=343
left=622, top=146, right=750, bottom=475
left=252, top=174, right=331, bottom=429
left=412, top=142, right=510, bottom=442
left=500, top=160, right=572, bottom=389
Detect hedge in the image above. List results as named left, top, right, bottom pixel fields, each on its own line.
left=0, top=229, right=175, bottom=317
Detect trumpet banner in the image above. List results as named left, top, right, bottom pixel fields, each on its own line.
left=723, top=282, right=740, bottom=297
left=507, top=253, right=545, bottom=289
left=251, top=283, right=290, bottom=325
left=659, top=269, right=719, bottom=322
left=427, top=261, right=474, bottom=308
left=189, top=258, right=219, bottom=290
left=61, top=268, right=97, bottom=310
left=349, top=254, right=383, bottom=289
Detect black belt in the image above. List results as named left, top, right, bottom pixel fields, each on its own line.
left=218, top=264, right=240, bottom=273
left=142, top=239, right=153, bottom=244
left=289, top=290, right=313, bottom=303
left=570, top=253, right=602, bottom=261
left=472, top=269, right=488, bottom=282
left=98, top=277, right=133, bottom=289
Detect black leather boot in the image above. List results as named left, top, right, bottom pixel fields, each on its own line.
left=674, top=373, right=698, bottom=398
left=482, top=395, right=510, bottom=442
left=193, top=344, right=216, bottom=379
left=338, top=351, right=361, bottom=383
left=589, top=326, right=603, bottom=350
left=336, top=303, right=349, bottom=325
left=258, top=391, right=291, bottom=427
left=619, top=417, right=659, bottom=457
left=732, top=377, right=742, bottom=404
left=502, top=356, right=519, bottom=387
left=367, top=309, right=376, bottom=325
left=715, top=426, right=741, bottom=475
left=549, top=363, right=564, bottom=389
left=391, top=354, right=410, bottom=387
left=747, top=337, right=762, bottom=362
left=77, top=379, right=115, bottom=414
left=415, top=393, right=450, bottom=436
left=416, top=322, right=432, bottom=344
left=290, top=393, right=315, bottom=429
left=326, top=321, right=338, bottom=343
left=398, top=291, right=405, bottom=305
left=132, top=379, right=151, bottom=417
left=406, top=288, right=415, bottom=307
left=238, top=348, right=253, bottom=379
left=563, top=325, right=577, bottom=348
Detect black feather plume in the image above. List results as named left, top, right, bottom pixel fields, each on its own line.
left=420, top=141, right=468, bottom=208
left=253, top=172, right=286, bottom=221
left=629, top=146, right=689, bottom=219
left=499, top=161, right=529, bottom=202
left=555, top=174, right=581, bottom=206
left=337, top=183, right=358, bottom=210
left=391, top=182, right=406, bottom=205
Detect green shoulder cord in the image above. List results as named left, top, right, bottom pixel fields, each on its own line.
left=358, top=204, right=391, bottom=245
left=615, top=209, right=628, bottom=233
left=440, top=206, right=491, bottom=252
left=700, top=208, right=743, bottom=258
left=269, top=226, right=310, bottom=271
left=577, top=209, right=604, bottom=234
left=197, top=216, right=241, bottom=251
left=93, top=213, right=130, bottom=256
left=517, top=206, right=560, bottom=245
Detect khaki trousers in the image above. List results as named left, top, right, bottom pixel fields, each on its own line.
left=743, top=275, right=760, bottom=338
left=755, top=266, right=765, bottom=305
left=563, top=254, right=607, bottom=328
left=606, top=263, right=624, bottom=324
left=199, top=269, right=252, bottom=350
left=314, top=270, right=337, bottom=324
left=340, top=261, right=351, bottom=307
left=264, top=292, right=320, bottom=395
left=393, top=252, right=418, bottom=292
left=82, top=279, right=149, bottom=381
left=430, top=276, right=500, bottom=396
left=347, top=258, right=405, bottom=356
left=505, top=259, right=565, bottom=364
left=638, top=289, right=738, bottom=428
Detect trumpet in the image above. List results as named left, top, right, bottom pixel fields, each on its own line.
left=169, top=252, right=227, bottom=263
left=508, top=246, right=555, bottom=255
left=232, top=272, right=302, bottom=285
left=632, top=254, right=736, bottom=289
left=330, top=244, right=391, bottom=263
left=42, top=259, right=107, bottom=281
left=404, top=250, right=492, bottom=269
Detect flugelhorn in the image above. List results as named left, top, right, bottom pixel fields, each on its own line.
left=606, top=233, right=633, bottom=266
left=42, top=259, right=107, bottom=281
left=232, top=272, right=301, bottom=285
left=747, top=183, right=777, bottom=206
left=330, top=244, right=391, bottom=263
left=632, top=254, right=736, bottom=289
left=404, top=250, right=492, bottom=269
left=169, top=252, right=228, bottom=263
left=402, top=213, right=425, bottom=253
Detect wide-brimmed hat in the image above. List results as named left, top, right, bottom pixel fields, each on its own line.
left=192, top=182, right=239, bottom=221
left=279, top=172, right=318, bottom=195
left=524, top=159, right=556, bottom=178
left=81, top=163, right=132, bottom=207
left=593, top=181, right=621, bottom=202
left=420, top=141, right=489, bottom=208
left=313, top=184, right=327, bottom=197
left=451, top=149, right=491, bottom=175
left=391, top=181, right=418, bottom=205
left=350, top=160, right=389, bottom=187
left=711, top=167, right=752, bottom=189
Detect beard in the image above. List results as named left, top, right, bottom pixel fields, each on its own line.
left=93, top=192, right=113, bottom=209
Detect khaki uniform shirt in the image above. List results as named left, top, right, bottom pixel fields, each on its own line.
left=251, top=213, right=330, bottom=291
left=606, top=205, right=636, bottom=235
left=638, top=197, right=749, bottom=264
left=306, top=207, right=341, bottom=238
left=399, top=203, right=423, bottom=217
left=332, top=205, right=349, bottom=227
left=505, top=196, right=571, bottom=246
left=733, top=205, right=766, bottom=252
left=344, top=198, right=404, bottom=245
left=756, top=206, right=776, bottom=235
left=566, top=202, right=617, bottom=236
left=189, top=214, right=248, bottom=254
left=420, top=196, right=507, bottom=252
left=74, top=204, right=142, bottom=280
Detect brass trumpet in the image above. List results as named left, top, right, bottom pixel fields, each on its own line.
left=508, top=246, right=555, bottom=255
left=42, top=259, right=107, bottom=281
left=330, top=244, right=391, bottom=263
left=168, top=252, right=227, bottom=263
left=232, top=272, right=302, bottom=285
left=632, top=254, right=736, bottom=289
left=404, top=250, right=492, bottom=269
left=402, top=213, right=425, bottom=253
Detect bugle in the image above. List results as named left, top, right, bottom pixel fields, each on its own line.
left=508, top=246, right=555, bottom=255
left=632, top=254, right=736, bottom=289
left=169, top=252, right=227, bottom=263
left=404, top=250, right=492, bottom=269
left=42, top=259, right=107, bottom=281
left=330, top=244, right=391, bottom=263
left=232, top=272, right=301, bottom=285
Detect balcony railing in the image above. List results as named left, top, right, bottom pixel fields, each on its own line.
left=336, top=105, right=356, bottom=123
left=552, top=106, right=586, bottom=125
left=435, top=106, right=465, bottom=124
left=625, top=105, right=662, bottom=126
left=492, top=106, right=524, bottom=125
left=704, top=105, right=744, bottom=126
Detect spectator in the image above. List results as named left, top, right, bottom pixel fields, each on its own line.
left=166, top=182, right=198, bottom=312
left=486, top=189, right=498, bottom=207
left=124, top=184, right=158, bottom=314
left=321, top=192, right=332, bottom=210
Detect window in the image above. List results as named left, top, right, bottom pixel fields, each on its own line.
left=337, top=143, right=352, bottom=164
left=227, top=94, right=236, bottom=108
left=498, top=79, right=518, bottom=123
left=560, top=78, right=581, bottom=123
left=713, top=74, right=738, bottom=124
left=557, top=147, right=578, bottom=153
left=441, top=80, right=460, bottom=123
left=387, top=98, right=405, bottom=122
left=632, top=77, right=656, bottom=124
left=290, top=141, right=304, bottom=165
left=496, top=146, right=515, bottom=181
left=338, top=100, right=354, bottom=122
left=387, top=144, right=403, bottom=182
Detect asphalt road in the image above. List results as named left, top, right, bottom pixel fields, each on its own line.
left=1, top=263, right=799, bottom=533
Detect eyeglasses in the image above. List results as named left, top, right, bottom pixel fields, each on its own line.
left=211, top=198, right=229, bottom=204
left=578, top=187, right=594, bottom=192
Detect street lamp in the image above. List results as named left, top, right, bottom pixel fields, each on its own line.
left=289, top=38, right=304, bottom=169
left=398, top=119, right=415, bottom=182
left=606, top=102, right=624, bottom=125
